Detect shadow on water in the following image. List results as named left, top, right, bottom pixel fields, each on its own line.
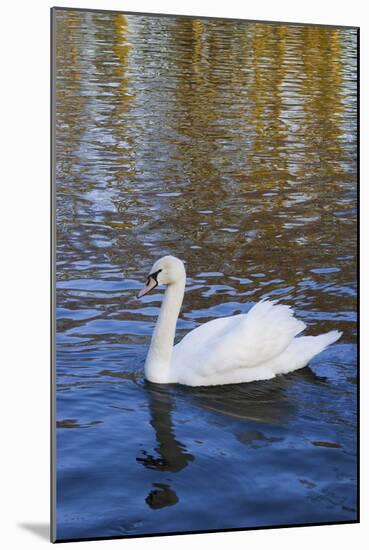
left=181, top=378, right=294, bottom=424
left=175, top=366, right=325, bottom=423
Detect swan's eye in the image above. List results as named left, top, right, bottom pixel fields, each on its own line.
left=148, top=269, right=162, bottom=284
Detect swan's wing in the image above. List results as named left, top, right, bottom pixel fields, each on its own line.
left=175, top=315, right=240, bottom=351
left=232, top=299, right=306, bottom=368
left=172, top=315, right=241, bottom=381
left=173, top=300, right=306, bottom=384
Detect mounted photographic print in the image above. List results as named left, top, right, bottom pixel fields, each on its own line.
left=51, top=7, right=359, bottom=543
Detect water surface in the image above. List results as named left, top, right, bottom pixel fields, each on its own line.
left=54, top=10, right=357, bottom=541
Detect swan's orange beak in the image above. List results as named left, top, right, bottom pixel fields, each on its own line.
left=137, top=277, right=157, bottom=299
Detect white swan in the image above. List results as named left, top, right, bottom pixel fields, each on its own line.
left=137, top=255, right=342, bottom=386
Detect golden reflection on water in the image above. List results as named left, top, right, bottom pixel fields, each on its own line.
left=55, top=11, right=357, bottom=340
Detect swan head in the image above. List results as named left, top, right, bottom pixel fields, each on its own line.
left=137, top=256, right=186, bottom=298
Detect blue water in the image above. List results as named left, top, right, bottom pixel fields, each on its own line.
left=54, top=9, right=357, bottom=541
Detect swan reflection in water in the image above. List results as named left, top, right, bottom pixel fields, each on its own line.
left=137, top=367, right=324, bottom=509
left=136, top=382, right=194, bottom=510
left=137, top=383, right=195, bottom=473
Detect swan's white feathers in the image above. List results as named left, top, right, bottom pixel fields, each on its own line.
left=172, top=300, right=307, bottom=384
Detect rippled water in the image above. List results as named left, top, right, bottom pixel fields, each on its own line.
left=53, top=9, right=358, bottom=541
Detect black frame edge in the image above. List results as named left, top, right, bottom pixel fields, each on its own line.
left=53, top=519, right=359, bottom=544
left=356, top=25, right=360, bottom=525
left=50, top=6, right=57, bottom=544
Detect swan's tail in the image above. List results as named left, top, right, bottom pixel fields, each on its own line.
left=272, top=330, right=342, bottom=375
left=296, top=329, right=343, bottom=360
left=315, top=330, right=343, bottom=350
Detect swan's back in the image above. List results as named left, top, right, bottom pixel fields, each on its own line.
left=171, top=300, right=341, bottom=386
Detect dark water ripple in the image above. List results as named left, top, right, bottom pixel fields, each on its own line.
left=54, top=10, right=357, bottom=540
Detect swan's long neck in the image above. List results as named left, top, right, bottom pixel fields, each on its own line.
left=144, top=277, right=185, bottom=383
